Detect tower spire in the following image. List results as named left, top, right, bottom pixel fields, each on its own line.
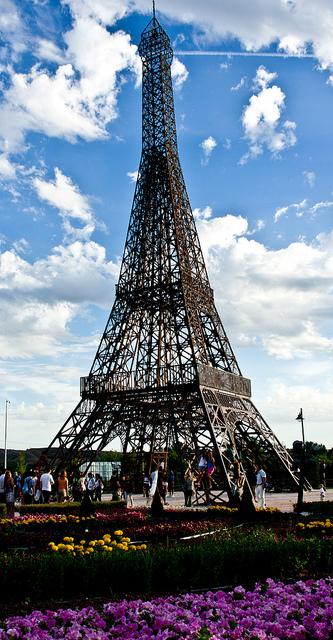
left=45, top=15, right=305, bottom=505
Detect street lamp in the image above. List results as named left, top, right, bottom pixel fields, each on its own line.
left=4, top=400, right=10, bottom=469
left=296, top=408, right=305, bottom=513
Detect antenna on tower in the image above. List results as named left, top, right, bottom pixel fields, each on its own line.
left=152, top=0, right=156, bottom=19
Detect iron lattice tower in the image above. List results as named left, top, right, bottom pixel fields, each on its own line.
left=46, top=15, right=300, bottom=503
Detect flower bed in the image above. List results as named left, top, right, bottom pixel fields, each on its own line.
left=1, top=528, right=333, bottom=601
left=0, top=509, right=240, bottom=550
left=296, top=519, right=333, bottom=534
left=48, top=530, right=147, bottom=555
left=1, top=577, right=332, bottom=639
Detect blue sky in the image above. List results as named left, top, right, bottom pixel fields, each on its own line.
left=0, top=0, right=333, bottom=451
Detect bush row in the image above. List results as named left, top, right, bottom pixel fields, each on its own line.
left=1, top=529, right=332, bottom=602
left=297, top=500, right=333, bottom=515
left=18, top=500, right=126, bottom=515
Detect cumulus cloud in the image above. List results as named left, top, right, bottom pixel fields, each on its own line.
left=200, top=135, right=217, bottom=164
left=33, top=168, right=95, bottom=240
left=193, top=209, right=333, bottom=362
left=135, top=0, right=333, bottom=78
left=193, top=206, right=213, bottom=220
left=0, top=239, right=119, bottom=358
left=0, top=3, right=140, bottom=157
left=171, top=56, right=189, bottom=88
left=240, top=65, right=297, bottom=163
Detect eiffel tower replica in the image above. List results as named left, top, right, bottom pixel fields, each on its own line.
left=46, top=6, right=301, bottom=505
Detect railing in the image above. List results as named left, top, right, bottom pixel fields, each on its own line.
left=80, top=364, right=196, bottom=397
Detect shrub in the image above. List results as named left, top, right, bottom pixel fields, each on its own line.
left=18, top=500, right=126, bottom=516
left=296, top=500, right=333, bottom=516
left=0, top=504, right=6, bottom=518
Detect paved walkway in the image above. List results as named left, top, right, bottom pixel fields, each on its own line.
left=103, top=488, right=332, bottom=513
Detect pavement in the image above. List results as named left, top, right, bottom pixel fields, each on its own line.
left=103, top=488, right=333, bottom=513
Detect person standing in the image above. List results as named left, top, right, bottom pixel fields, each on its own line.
left=4, top=470, right=15, bottom=517
left=123, top=474, right=134, bottom=508
left=143, top=471, right=150, bottom=498
left=0, top=468, right=5, bottom=504
left=319, top=461, right=327, bottom=490
left=57, top=470, right=69, bottom=502
left=255, top=464, right=267, bottom=508
left=40, top=468, right=54, bottom=503
left=86, top=472, right=95, bottom=499
left=183, top=470, right=195, bottom=507
left=94, top=473, right=104, bottom=502
left=167, top=469, right=175, bottom=496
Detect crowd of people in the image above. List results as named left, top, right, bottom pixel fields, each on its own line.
left=0, top=467, right=107, bottom=514
left=0, top=452, right=274, bottom=516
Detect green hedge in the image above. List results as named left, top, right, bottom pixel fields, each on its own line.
left=295, top=501, right=333, bottom=516
left=18, top=500, right=126, bottom=516
left=0, top=529, right=332, bottom=602
left=0, top=504, right=6, bottom=517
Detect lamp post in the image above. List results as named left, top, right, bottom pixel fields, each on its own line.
left=296, top=408, right=305, bottom=513
left=4, top=400, right=10, bottom=469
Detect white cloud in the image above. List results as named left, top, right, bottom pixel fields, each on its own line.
left=200, top=135, right=217, bottom=164
left=0, top=0, right=26, bottom=56
left=240, top=65, right=297, bottom=163
left=36, top=38, right=66, bottom=64
left=0, top=5, right=140, bottom=156
left=194, top=210, right=333, bottom=362
left=258, top=379, right=333, bottom=446
left=274, top=199, right=307, bottom=222
left=12, top=238, right=29, bottom=254
left=274, top=198, right=333, bottom=223
left=33, top=168, right=95, bottom=240
left=263, top=321, right=333, bottom=360
left=171, top=56, right=189, bottom=88
left=303, top=170, right=316, bottom=187
left=309, top=201, right=333, bottom=216
left=127, top=170, right=139, bottom=183
left=253, top=66, right=277, bottom=90
left=193, top=206, right=213, bottom=221
left=0, top=239, right=119, bottom=358
left=0, top=153, right=16, bottom=178
left=278, top=35, right=307, bottom=56
left=231, top=76, right=247, bottom=91
left=195, top=212, right=248, bottom=254
left=139, top=0, right=333, bottom=77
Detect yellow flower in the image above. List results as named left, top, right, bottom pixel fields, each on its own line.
left=114, top=530, right=123, bottom=536
left=80, top=540, right=86, bottom=545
